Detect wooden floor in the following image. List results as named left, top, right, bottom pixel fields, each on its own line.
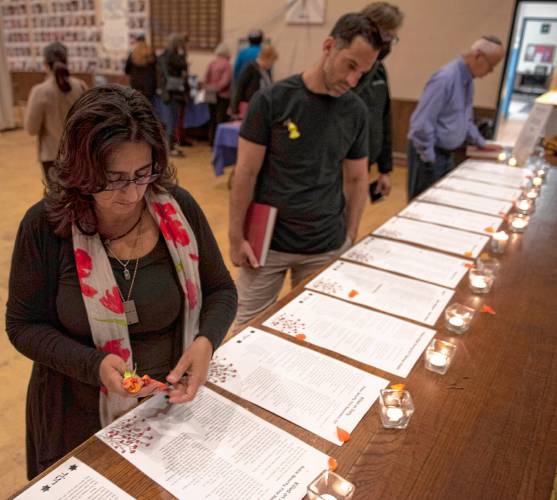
left=0, top=128, right=408, bottom=497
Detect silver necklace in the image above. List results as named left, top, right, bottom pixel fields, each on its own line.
left=106, top=212, right=143, bottom=280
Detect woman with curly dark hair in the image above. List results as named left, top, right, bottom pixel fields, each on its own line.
left=6, top=84, right=237, bottom=479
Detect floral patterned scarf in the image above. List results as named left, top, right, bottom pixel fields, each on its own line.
left=72, top=189, right=201, bottom=426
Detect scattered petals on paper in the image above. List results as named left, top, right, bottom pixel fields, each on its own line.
left=336, top=427, right=351, bottom=443
left=295, top=333, right=307, bottom=341
left=348, top=289, right=359, bottom=299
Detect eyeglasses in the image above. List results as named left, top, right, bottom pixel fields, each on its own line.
left=101, top=172, right=160, bottom=192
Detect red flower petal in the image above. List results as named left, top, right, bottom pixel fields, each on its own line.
left=99, top=286, right=124, bottom=314
left=481, top=305, right=496, bottom=315
left=79, top=280, right=98, bottom=297
left=336, top=427, right=351, bottom=443
left=185, top=279, right=198, bottom=309
left=98, top=338, right=130, bottom=361
left=75, top=248, right=93, bottom=278
left=189, top=253, right=199, bottom=261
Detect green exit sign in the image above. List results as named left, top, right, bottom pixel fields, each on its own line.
left=541, top=23, right=551, bottom=34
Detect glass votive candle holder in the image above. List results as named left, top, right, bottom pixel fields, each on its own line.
left=475, top=257, right=500, bottom=276
left=532, top=176, right=543, bottom=187
left=525, top=187, right=539, bottom=200
left=379, top=388, right=414, bottom=429
left=508, top=213, right=529, bottom=233
left=424, top=339, right=457, bottom=375
left=468, top=268, right=494, bottom=293
left=515, top=196, right=534, bottom=215
left=307, top=470, right=355, bottom=500
left=491, top=231, right=509, bottom=254
left=444, top=303, right=475, bottom=334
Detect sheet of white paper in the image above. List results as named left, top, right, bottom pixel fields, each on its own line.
left=436, top=176, right=522, bottom=201
left=305, top=260, right=453, bottom=326
left=96, top=389, right=328, bottom=500
left=399, top=201, right=503, bottom=235
left=342, top=236, right=469, bottom=288
left=15, top=457, right=134, bottom=500
left=210, top=327, right=389, bottom=444
left=448, top=168, right=527, bottom=188
left=263, top=291, right=436, bottom=378
left=418, top=188, right=513, bottom=215
left=373, top=217, right=489, bottom=258
left=513, top=102, right=553, bottom=165
left=457, top=160, right=530, bottom=180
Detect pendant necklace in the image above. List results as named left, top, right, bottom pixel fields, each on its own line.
left=105, top=210, right=143, bottom=281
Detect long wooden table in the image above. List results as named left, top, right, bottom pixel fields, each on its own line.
left=13, top=167, right=557, bottom=500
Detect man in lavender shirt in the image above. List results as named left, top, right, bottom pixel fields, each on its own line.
left=407, top=36, right=505, bottom=200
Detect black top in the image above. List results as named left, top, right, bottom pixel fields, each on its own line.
left=353, top=62, right=393, bottom=173
left=240, top=74, right=368, bottom=254
left=125, top=54, right=158, bottom=98
left=231, top=60, right=271, bottom=114
left=5, top=186, right=237, bottom=479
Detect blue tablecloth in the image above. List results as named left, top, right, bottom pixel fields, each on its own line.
left=212, top=121, right=242, bottom=176
left=152, top=96, right=210, bottom=128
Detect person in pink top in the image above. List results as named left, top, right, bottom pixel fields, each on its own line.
left=204, top=43, right=232, bottom=146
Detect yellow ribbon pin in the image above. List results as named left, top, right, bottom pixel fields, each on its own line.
left=286, top=120, right=301, bottom=139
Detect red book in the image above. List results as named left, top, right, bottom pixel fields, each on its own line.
left=244, top=202, right=278, bottom=266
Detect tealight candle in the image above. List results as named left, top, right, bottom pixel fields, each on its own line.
left=515, top=197, right=534, bottom=215
left=532, top=176, right=543, bottom=187
left=468, top=269, right=494, bottom=294
left=445, top=303, right=475, bottom=334
left=307, top=471, right=355, bottom=500
left=491, top=231, right=509, bottom=254
left=535, top=168, right=546, bottom=178
left=508, top=157, right=517, bottom=167
left=379, top=389, right=414, bottom=429
left=497, top=151, right=507, bottom=162
left=425, top=339, right=456, bottom=375
left=508, top=213, right=529, bottom=233
left=525, top=188, right=539, bottom=200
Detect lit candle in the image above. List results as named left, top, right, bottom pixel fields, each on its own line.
left=385, top=407, right=404, bottom=422
left=517, top=199, right=530, bottom=211
left=532, top=176, right=543, bottom=187
left=333, top=480, right=353, bottom=496
left=491, top=231, right=509, bottom=254
left=526, top=189, right=538, bottom=200
left=536, top=169, right=546, bottom=178
left=449, top=315, right=465, bottom=328
left=508, top=157, right=517, bottom=167
left=470, top=275, right=487, bottom=289
left=497, top=151, right=507, bottom=162
left=511, top=217, right=527, bottom=230
left=428, top=351, right=448, bottom=368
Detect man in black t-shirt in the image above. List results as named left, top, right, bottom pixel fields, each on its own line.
left=229, top=13, right=384, bottom=328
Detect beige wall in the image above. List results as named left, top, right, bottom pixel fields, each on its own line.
left=187, top=0, right=515, bottom=108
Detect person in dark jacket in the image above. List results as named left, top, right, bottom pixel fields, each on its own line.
left=230, top=44, right=278, bottom=117
left=125, top=34, right=157, bottom=101
left=6, top=85, right=237, bottom=480
left=354, top=2, right=404, bottom=199
left=158, top=34, right=188, bottom=157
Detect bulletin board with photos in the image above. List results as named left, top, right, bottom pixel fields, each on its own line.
left=2, top=0, right=149, bottom=74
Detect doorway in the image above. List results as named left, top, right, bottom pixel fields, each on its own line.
left=496, top=1, right=557, bottom=143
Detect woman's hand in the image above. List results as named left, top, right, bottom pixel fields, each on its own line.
left=166, top=336, right=213, bottom=403
left=99, top=354, right=130, bottom=397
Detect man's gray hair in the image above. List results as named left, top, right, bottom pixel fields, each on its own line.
left=470, top=35, right=504, bottom=57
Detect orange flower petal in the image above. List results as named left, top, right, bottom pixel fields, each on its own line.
left=328, top=457, right=338, bottom=472
left=463, top=251, right=473, bottom=258
left=295, top=333, right=307, bottom=341
left=480, top=252, right=490, bottom=260
left=484, top=227, right=494, bottom=234
left=390, top=383, right=405, bottom=391
left=464, top=263, right=475, bottom=269
left=348, top=289, right=359, bottom=298
left=481, top=305, right=496, bottom=315
left=122, top=376, right=143, bottom=394
left=336, top=427, right=351, bottom=443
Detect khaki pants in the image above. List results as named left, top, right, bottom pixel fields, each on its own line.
left=234, top=237, right=352, bottom=330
